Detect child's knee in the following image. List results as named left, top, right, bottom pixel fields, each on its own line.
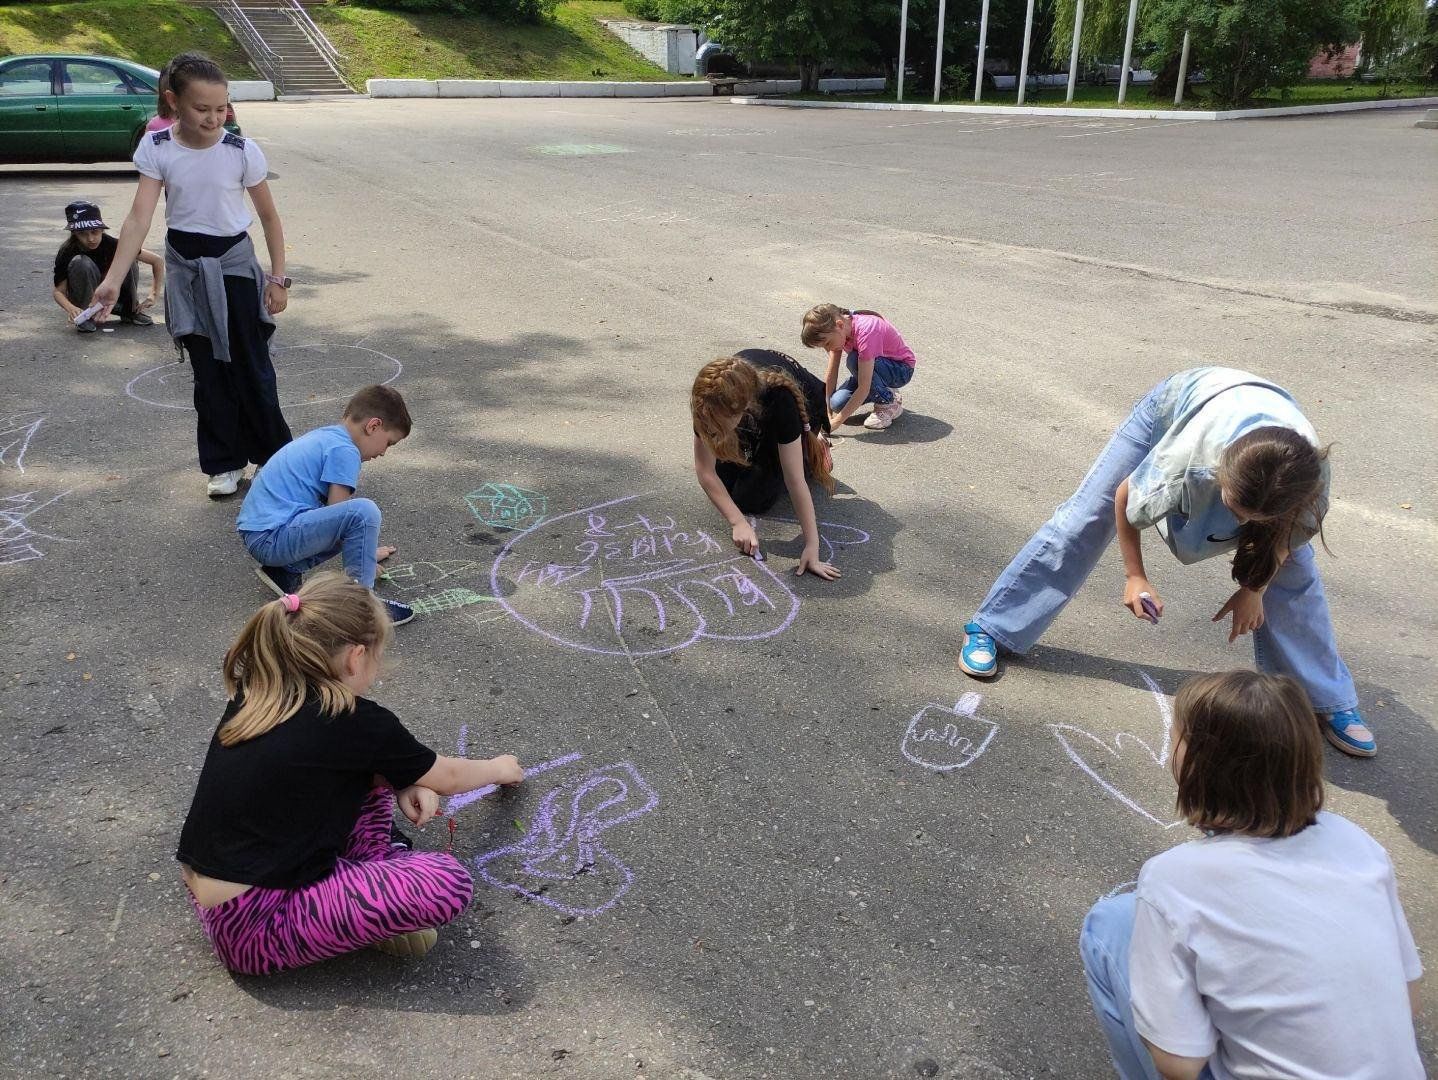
left=1081, top=893, right=1136, bottom=953
left=345, top=498, right=381, bottom=529
left=429, top=855, right=474, bottom=919
left=829, top=388, right=851, bottom=412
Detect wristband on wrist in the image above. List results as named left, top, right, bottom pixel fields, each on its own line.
left=265, top=274, right=292, bottom=289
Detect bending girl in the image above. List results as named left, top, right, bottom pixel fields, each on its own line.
left=958, top=367, right=1373, bottom=756
left=691, top=350, right=839, bottom=580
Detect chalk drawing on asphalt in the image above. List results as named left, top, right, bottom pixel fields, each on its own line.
left=1050, top=667, right=1185, bottom=829
left=489, top=493, right=870, bottom=657
left=0, top=413, right=45, bottom=473
left=125, top=343, right=402, bottom=411
left=0, top=490, right=75, bottom=567
left=900, top=692, right=998, bottom=772
left=465, top=483, right=547, bottom=532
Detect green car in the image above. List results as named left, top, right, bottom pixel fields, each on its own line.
left=0, top=53, right=240, bottom=165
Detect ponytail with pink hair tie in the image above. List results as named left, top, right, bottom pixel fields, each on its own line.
left=281, top=593, right=301, bottom=614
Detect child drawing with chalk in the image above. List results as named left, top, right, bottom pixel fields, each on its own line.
left=800, top=304, right=916, bottom=432
left=691, top=350, right=840, bottom=580
left=51, top=201, right=162, bottom=333
left=177, top=573, right=525, bottom=975
left=958, top=367, right=1375, bottom=757
left=238, top=385, right=414, bottom=625
left=92, top=52, right=292, bottom=500
left=1081, top=670, right=1423, bottom=1080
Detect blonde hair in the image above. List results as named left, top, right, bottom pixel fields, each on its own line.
left=691, top=357, right=835, bottom=493
left=218, top=572, right=391, bottom=747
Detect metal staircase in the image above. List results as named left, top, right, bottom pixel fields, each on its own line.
left=207, top=0, right=354, bottom=97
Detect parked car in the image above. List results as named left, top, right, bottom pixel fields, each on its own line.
left=1088, top=63, right=1155, bottom=86
left=0, top=54, right=240, bottom=165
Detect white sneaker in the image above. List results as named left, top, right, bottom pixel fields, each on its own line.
left=863, top=393, right=904, bottom=430
left=206, top=469, right=244, bottom=498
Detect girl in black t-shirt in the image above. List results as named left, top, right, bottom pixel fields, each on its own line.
left=691, top=351, right=841, bottom=580
left=177, top=573, right=525, bottom=975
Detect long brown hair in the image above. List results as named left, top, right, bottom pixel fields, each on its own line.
left=1172, top=670, right=1324, bottom=838
left=800, top=304, right=884, bottom=349
left=1219, top=426, right=1330, bottom=589
left=691, top=357, right=835, bottom=493
left=218, top=573, right=391, bottom=746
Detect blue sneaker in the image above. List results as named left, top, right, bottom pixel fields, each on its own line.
left=1323, top=709, right=1376, bottom=758
left=959, top=622, right=999, bottom=678
left=379, top=596, right=414, bottom=626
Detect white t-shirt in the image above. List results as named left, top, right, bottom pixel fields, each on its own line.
left=132, top=128, right=268, bottom=236
left=1125, top=367, right=1328, bottom=565
left=1131, top=812, right=1423, bottom=1080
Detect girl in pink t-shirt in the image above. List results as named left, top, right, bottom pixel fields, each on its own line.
left=800, top=304, right=916, bottom=432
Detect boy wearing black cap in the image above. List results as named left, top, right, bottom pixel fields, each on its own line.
left=52, top=201, right=163, bottom=333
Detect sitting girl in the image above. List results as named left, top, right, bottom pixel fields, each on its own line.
left=691, top=350, right=839, bottom=580
left=1080, top=670, right=1423, bottom=1080
left=177, top=573, right=524, bottom=975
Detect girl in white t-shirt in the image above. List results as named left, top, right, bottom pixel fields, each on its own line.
left=95, top=53, right=292, bottom=500
left=1080, top=670, right=1424, bottom=1080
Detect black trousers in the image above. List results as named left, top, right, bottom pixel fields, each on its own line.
left=182, top=275, right=292, bottom=475
left=66, top=254, right=138, bottom=313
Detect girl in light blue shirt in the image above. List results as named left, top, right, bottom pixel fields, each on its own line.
left=958, top=367, right=1373, bottom=757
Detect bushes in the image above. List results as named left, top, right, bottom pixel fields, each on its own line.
left=342, top=0, right=558, bottom=23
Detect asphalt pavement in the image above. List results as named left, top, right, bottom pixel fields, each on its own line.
left=1, top=97, right=1435, bottom=1079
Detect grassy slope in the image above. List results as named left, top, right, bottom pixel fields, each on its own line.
left=312, top=0, right=673, bottom=83
left=824, top=79, right=1437, bottom=110
left=0, top=0, right=255, bottom=75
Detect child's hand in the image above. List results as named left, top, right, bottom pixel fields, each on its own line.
left=92, top=279, right=119, bottom=321
left=139, top=293, right=156, bottom=313
left=828, top=411, right=845, bottom=430
left=1122, top=576, right=1162, bottom=621
left=732, top=519, right=759, bottom=556
left=797, top=545, right=841, bottom=581
left=489, top=755, right=524, bottom=786
left=396, top=784, right=441, bottom=827
left=1214, top=587, right=1265, bottom=643
left=264, top=282, right=288, bottom=316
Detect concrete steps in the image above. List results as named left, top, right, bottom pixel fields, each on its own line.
left=193, top=2, right=352, bottom=96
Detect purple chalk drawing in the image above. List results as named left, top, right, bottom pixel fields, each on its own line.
left=474, top=761, right=659, bottom=918
left=490, top=493, right=870, bottom=656
left=900, top=692, right=998, bottom=772
left=1049, top=667, right=1185, bottom=829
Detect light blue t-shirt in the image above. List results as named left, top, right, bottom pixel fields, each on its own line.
left=237, top=425, right=361, bottom=533
left=1126, top=367, right=1327, bottom=565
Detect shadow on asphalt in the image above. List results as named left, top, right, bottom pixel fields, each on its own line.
left=1009, top=645, right=1438, bottom=858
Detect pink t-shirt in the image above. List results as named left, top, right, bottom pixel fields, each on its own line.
left=145, top=115, right=173, bottom=134
left=845, top=312, right=915, bottom=367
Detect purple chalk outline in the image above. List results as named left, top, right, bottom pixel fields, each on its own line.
left=474, top=761, right=659, bottom=918
left=443, top=724, right=583, bottom=815
left=490, top=493, right=868, bottom=657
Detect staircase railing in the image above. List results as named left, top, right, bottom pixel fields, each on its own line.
left=282, top=0, right=351, bottom=90
left=214, top=0, right=285, bottom=94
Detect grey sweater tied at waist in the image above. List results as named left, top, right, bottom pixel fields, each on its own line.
left=163, top=233, right=274, bottom=363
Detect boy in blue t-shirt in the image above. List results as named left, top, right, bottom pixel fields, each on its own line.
left=237, top=385, right=414, bottom=624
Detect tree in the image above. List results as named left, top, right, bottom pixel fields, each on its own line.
left=1348, top=0, right=1428, bottom=81
left=1049, top=0, right=1355, bottom=107
left=704, top=0, right=866, bottom=89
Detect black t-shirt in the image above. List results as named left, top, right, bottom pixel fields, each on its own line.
left=176, top=694, right=437, bottom=889
left=731, top=349, right=828, bottom=475
left=53, top=233, right=118, bottom=286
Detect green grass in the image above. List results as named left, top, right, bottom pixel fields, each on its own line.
left=812, top=78, right=1437, bottom=110
left=311, top=0, right=674, bottom=83
left=0, top=0, right=255, bottom=76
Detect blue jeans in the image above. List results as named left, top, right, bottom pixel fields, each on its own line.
left=1081, top=894, right=1165, bottom=1080
left=972, top=383, right=1358, bottom=714
left=829, top=352, right=914, bottom=411
left=241, top=498, right=382, bottom=588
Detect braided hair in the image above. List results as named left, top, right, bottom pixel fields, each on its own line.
left=691, top=357, right=835, bottom=494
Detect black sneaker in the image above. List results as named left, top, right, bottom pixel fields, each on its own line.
left=122, top=311, right=154, bottom=327
left=390, top=823, right=414, bottom=851
left=75, top=319, right=98, bottom=334
left=379, top=596, right=414, bottom=625
left=255, top=564, right=302, bottom=598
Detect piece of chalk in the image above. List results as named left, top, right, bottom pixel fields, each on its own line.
left=746, top=515, right=764, bottom=562
left=1138, top=592, right=1160, bottom=624
left=74, top=302, right=103, bottom=324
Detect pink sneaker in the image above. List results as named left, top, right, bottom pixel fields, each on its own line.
left=864, top=393, right=904, bottom=430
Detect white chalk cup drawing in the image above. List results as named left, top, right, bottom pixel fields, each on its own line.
left=901, top=692, right=999, bottom=772
left=125, top=343, right=403, bottom=411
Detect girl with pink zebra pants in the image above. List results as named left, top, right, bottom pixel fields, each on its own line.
left=177, top=573, right=524, bottom=975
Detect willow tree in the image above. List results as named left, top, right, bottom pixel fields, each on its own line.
left=1349, top=0, right=1428, bottom=81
